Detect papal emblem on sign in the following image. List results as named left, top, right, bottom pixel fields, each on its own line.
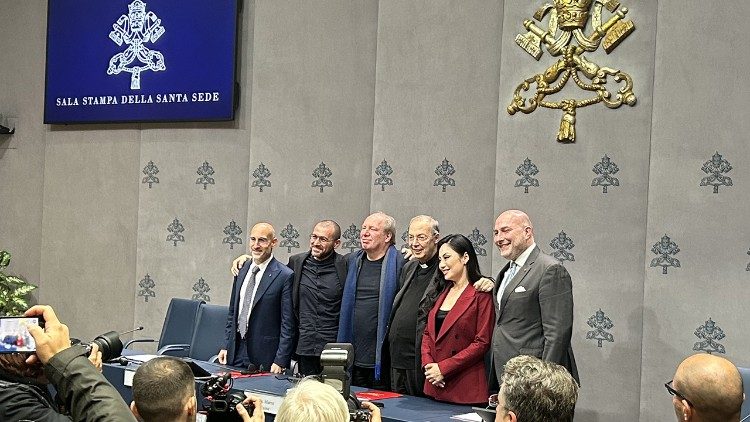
left=107, top=0, right=166, bottom=89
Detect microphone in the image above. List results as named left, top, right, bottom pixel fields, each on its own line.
left=119, top=326, right=144, bottom=336
left=82, top=326, right=145, bottom=362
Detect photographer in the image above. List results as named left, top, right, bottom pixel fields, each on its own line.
left=131, top=356, right=264, bottom=422
left=0, top=305, right=136, bottom=421
left=275, top=379, right=381, bottom=422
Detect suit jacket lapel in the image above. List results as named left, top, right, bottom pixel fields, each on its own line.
left=499, top=247, right=540, bottom=315
left=437, top=285, right=476, bottom=342
left=334, top=253, right=347, bottom=285
left=251, top=259, right=280, bottom=312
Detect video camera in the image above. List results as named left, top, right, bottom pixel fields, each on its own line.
left=72, top=327, right=143, bottom=362
left=319, top=343, right=372, bottom=422
left=201, top=372, right=254, bottom=422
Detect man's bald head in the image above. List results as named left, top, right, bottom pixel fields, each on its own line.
left=672, top=353, right=744, bottom=422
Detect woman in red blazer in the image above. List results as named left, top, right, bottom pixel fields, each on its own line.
left=420, top=234, right=495, bottom=405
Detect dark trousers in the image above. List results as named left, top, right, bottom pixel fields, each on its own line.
left=232, top=334, right=251, bottom=368
left=297, top=355, right=323, bottom=376
left=352, top=365, right=390, bottom=390
left=391, top=367, right=423, bottom=396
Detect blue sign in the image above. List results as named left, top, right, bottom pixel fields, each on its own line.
left=44, top=0, right=240, bottom=124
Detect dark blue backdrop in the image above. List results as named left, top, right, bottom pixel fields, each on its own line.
left=44, top=0, right=239, bottom=123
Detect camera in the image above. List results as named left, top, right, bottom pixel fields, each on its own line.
left=319, top=343, right=372, bottom=422
left=70, top=331, right=124, bottom=362
left=201, top=373, right=254, bottom=422
left=350, top=407, right=371, bottom=421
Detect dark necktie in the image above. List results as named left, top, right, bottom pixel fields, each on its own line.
left=238, top=265, right=260, bottom=339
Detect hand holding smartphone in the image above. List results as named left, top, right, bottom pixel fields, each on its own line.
left=0, top=316, right=42, bottom=353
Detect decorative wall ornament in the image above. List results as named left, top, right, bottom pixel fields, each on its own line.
left=467, top=228, right=488, bottom=257
left=252, top=163, right=272, bottom=192
left=693, top=318, right=725, bottom=354
left=222, top=220, right=243, bottom=250
left=279, top=223, right=300, bottom=253
left=137, top=274, right=156, bottom=302
left=400, top=229, right=409, bottom=252
left=699, top=151, right=733, bottom=194
left=591, top=154, right=620, bottom=193
left=374, top=159, right=394, bottom=191
left=507, top=0, right=637, bottom=143
left=166, top=218, right=185, bottom=247
left=311, top=162, right=333, bottom=193
left=341, top=224, right=361, bottom=253
left=586, top=308, right=614, bottom=347
left=433, top=158, right=456, bottom=192
left=550, top=231, right=575, bottom=263
left=515, top=158, right=540, bottom=193
left=142, top=161, right=159, bottom=188
left=649, top=234, right=680, bottom=274
left=192, top=277, right=211, bottom=302
left=196, top=161, right=215, bottom=189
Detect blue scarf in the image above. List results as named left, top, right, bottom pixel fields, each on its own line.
left=337, top=246, right=402, bottom=380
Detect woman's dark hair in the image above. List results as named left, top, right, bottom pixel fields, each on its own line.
left=418, top=234, right=484, bottom=327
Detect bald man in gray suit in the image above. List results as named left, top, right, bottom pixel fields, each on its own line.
left=491, top=210, right=578, bottom=384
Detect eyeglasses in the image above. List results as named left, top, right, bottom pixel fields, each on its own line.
left=407, top=234, right=432, bottom=243
left=309, top=234, right=333, bottom=243
left=665, top=380, right=695, bottom=408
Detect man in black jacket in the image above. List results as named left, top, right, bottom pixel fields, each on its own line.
left=286, top=220, right=347, bottom=376
left=0, top=305, right=136, bottom=421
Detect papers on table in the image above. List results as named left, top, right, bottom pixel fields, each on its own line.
left=125, top=354, right=160, bottom=363
left=451, top=412, right=484, bottom=421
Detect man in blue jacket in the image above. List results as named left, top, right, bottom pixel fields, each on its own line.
left=219, top=222, right=295, bottom=373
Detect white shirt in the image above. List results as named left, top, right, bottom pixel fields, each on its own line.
left=497, top=243, right=535, bottom=304
left=238, top=255, right=272, bottom=331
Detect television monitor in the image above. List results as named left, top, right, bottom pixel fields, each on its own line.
left=44, top=0, right=240, bottom=124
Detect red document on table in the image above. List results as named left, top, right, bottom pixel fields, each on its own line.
left=355, top=390, right=403, bottom=400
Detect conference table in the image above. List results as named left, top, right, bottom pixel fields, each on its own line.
left=103, top=358, right=484, bottom=422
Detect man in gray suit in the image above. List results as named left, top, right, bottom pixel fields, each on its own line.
left=491, top=210, right=578, bottom=383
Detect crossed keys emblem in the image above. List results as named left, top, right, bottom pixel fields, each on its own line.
left=107, top=0, right=166, bottom=90
left=507, top=0, right=636, bottom=143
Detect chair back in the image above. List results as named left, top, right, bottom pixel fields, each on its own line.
left=158, top=298, right=204, bottom=351
left=188, top=304, right=229, bottom=361
left=739, top=366, right=750, bottom=421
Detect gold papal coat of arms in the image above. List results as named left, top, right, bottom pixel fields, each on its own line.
left=507, top=0, right=636, bottom=143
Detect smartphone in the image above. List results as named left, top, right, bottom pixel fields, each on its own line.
left=0, top=316, right=39, bottom=353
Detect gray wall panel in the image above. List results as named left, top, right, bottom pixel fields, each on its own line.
left=132, top=129, right=251, bottom=349
left=0, top=0, right=48, bottom=297
left=246, top=0, right=379, bottom=264
left=496, top=0, right=657, bottom=419
left=641, top=1, right=750, bottom=420
left=371, top=0, right=502, bottom=271
left=39, top=130, right=140, bottom=341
